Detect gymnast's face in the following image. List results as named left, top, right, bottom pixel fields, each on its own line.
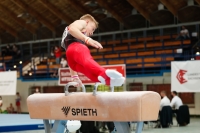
left=85, top=21, right=96, bottom=37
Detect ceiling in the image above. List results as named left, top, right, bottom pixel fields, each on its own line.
left=0, top=0, right=200, bottom=44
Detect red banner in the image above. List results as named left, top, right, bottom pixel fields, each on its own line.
left=58, top=64, right=126, bottom=85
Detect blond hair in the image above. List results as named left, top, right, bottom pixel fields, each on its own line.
left=80, top=14, right=98, bottom=28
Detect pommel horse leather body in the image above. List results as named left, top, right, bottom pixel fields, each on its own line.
left=27, top=91, right=160, bottom=122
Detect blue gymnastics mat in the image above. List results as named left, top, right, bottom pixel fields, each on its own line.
left=0, top=114, right=53, bottom=132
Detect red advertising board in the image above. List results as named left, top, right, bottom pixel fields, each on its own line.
left=58, top=64, right=126, bottom=85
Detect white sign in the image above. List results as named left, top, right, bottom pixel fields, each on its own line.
left=0, top=71, right=17, bottom=95
left=171, top=61, right=200, bottom=92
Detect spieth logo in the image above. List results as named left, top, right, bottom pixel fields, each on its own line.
left=176, top=69, right=187, bottom=84
left=62, top=106, right=98, bottom=117
left=62, top=106, right=71, bottom=116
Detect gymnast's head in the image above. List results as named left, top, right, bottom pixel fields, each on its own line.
left=80, top=14, right=98, bottom=36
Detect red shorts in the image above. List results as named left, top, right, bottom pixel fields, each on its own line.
left=66, top=42, right=106, bottom=82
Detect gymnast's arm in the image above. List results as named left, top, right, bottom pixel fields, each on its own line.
left=69, top=67, right=78, bottom=76
left=68, top=20, right=102, bottom=49
left=68, top=20, right=88, bottom=42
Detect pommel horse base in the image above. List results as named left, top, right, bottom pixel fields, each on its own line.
left=27, top=82, right=161, bottom=133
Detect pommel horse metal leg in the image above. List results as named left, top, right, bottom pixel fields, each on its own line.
left=114, top=122, right=130, bottom=133
left=43, top=120, right=51, bottom=133
left=114, top=121, right=143, bottom=133
left=135, top=122, right=144, bottom=133
left=43, top=120, right=66, bottom=133
left=43, top=116, right=67, bottom=133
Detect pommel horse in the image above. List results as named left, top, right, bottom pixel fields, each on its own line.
left=27, top=82, right=161, bottom=133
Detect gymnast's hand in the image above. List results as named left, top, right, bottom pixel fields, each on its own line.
left=72, top=77, right=82, bottom=87
left=87, top=39, right=103, bottom=49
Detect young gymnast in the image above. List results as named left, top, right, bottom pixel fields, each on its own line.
left=61, top=14, right=125, bottom=87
